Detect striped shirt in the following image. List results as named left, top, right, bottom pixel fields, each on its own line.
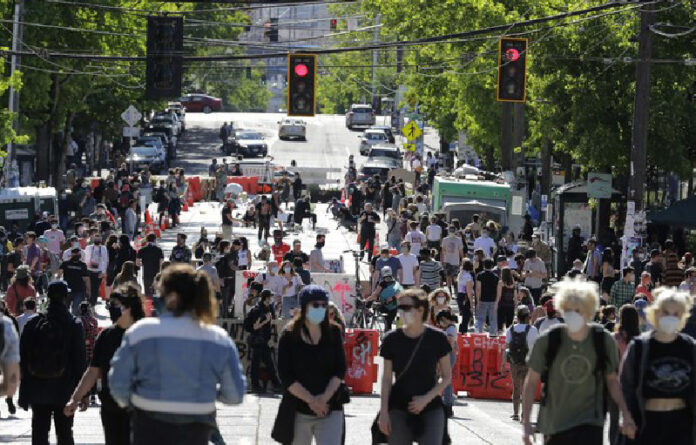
left=420, top=260, right=443, bottom=289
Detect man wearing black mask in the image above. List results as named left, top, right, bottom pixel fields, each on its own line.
left=309, top=234, right=330, bottom=273
left=358, top=202, right=381, bottom=262
left=58, top=247, right=91, bottom=315
left=244, top=290, right=281, bottom=394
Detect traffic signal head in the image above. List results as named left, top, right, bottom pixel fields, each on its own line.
left=330, top=19, right=338, bottom=30
left=265, top=17, right=279, bottom=42
left=146, top=16, right=183, bottom=100
left=288, top=54, right=317, bottom=117
left=497, top=37, right=528, bottom=102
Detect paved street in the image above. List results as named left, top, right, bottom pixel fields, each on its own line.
left=1, top=114, right=529, bottom=444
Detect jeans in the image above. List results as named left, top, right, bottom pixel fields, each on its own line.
left=388, top=408, right=444, bottom=445
left=443, top=352, right=457, bottom=407
left=292, top=410, right=343, bottom=445
left=31, top=404, right=75, bottom=445
left=88, top=271, right=101, bottom=306
left=131, top=409, right=211, bottom=445
left=101, top=407, right=130, bottom=445
left=70, top=291, right=86, bottom=316
left=510, top=363, right=528, bottom=416
left=282, top=295, right=298, bottom=319
left=475, top=301, right=497, bottom=336
left=250, top=343, right=280, bottom=389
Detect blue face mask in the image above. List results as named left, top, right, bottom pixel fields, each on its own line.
left=306, top=306, right=326, bottom=325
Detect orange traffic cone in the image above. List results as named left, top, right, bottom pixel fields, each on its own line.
left=183, top=200, right=189, bottom=212
left=340, top=189, right=345, bottom=204
left=372, top=234, right=381, bottom=257
left=99, top=277, right=107, bottom=301
left=145, top=210, right=152, bottom=225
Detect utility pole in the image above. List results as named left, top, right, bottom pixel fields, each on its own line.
left=371, top=14, right=380, bottom=113
left=5, top=0, right=23, bottom=186
left=629, top=2, right=654, bottom=211
left=500, top=102, right=513, bottom=171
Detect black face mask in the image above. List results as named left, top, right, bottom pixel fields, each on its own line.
left=109, top=305, right=122, bottom=322
left=316, top=242, right=325, bottom=248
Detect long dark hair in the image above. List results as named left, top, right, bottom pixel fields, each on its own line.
left=616, top=304, right=640, bottom=340
left=118, top=234, right=133, bottom=253
left=111, top=284, right=146, bottom=322
left=160, top=264, right=217, bottom=324
left=602, top=247, right=614, bottom=265
left=501, top=267, right=514, bottom=287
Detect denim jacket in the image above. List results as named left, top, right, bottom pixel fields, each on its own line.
left=108, top=312, right=246, bottom=415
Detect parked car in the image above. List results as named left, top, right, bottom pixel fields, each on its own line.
left=367, top=145, right=402, bottom=163
left=369, top=125, right=395, bottom=143
left=151, top=113, right=181, bottom=137
left=278, top=118, right=306, bottom=141
left=179, top=93, right=222, bottom=113
left=346, top=104, right=375, bottom=129
left=358, top=129, right=389, bottom=155
left=135, top=136, right=164, bottom=153
left=126, top=145, right=167, bottom=174
left=143, top=127, right=177, bottom=160
left=358, top=158, right=399, bottom=182
left=227, top=129, right=268, bottom=158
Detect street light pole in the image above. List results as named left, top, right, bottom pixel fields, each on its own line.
left=5, top=0, right=23, bottom=186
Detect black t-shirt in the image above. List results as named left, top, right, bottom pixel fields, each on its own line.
left=359, top=210, right=380, bottom=234
left=6, top=251, right=22, bottom=270
left=644, top=261, right=663, bottom=285
left=643, top=335, right=694, bottom=400
left=136, top=244, right=164, bottom=280
left=283, top=250, right=309, bottom=265
left=91, top=325, right=125, bottom=411
left=221, top=206, right=233, bottom=226
left=60, top=259, right=88, bottom=292
left=380, top=326, right=451, bottom=411
left=476, top=269, right=499, bottom=302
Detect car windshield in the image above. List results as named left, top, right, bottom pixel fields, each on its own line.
left=365, top=132, right=386, bottom=141
left=237, top=132, right=262, bottom=140
left=353, top=107, right=372, bottom=113
left=136, top=139, right=159, bottom=147
left=130, top=147, right=157, bottom=157
left=370, top=149, right=399, bottom=159
left=151, top=117, right=171, bottom=124
left=361, top=167, right=386, bottom=176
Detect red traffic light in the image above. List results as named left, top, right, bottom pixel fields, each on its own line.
left=506, top=48, right=520, bottom=62
left=294, top=63, right=309, bottom=77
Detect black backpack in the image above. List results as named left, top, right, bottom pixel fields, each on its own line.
left=507, top=325, right=531, bottom=364
left=25, top=314, right=71, bottom=379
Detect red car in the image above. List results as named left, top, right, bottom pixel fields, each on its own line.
left=179, top=93, right=222, bottom=113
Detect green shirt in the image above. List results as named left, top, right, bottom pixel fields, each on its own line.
left=527, top=324, right=619, bottom=435
left=609, top=280, right=635, bottom=307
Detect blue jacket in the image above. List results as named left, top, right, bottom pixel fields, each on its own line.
left=108, top=312, right=245, bottom=415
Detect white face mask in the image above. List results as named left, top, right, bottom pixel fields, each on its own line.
left=398, top=309, right=417, bottom=326
left=564, top=310, right=586, bottom=333
left=436, top=296, right=446, bottom=305
left=658, top=315, right=681, bottom=335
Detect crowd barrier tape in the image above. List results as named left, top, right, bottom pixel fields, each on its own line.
left=343, top=329, right=379, bottom=394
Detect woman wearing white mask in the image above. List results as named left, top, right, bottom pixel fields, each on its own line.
left=427, top=288, right=452, bottom=326
left=619, top=288, right=696, bottom=445
left=273, top=285, right=347, bottom=445
left=379, top=289, right=452, bottom=445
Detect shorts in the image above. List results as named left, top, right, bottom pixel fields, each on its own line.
left=444, top=263, right=459, bottom=278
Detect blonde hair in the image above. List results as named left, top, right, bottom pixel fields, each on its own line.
left=553, top=277, right=600, bottom=320
left=646, top=287, right=691, bottom=330
left=428, top=287, right=451, bottom=304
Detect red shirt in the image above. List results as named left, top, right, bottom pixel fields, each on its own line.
left=271, top=243, right=290, bottom=264
left=6, top=283, right=37, bottom=316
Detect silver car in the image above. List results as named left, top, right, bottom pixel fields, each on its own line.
left=358, top=129, right=389, bottom=155
left=346, top=104, right=375, bottom=129
left=278, top=118, right=307, bottom=141
left=126, top=145, right=167, bottom=174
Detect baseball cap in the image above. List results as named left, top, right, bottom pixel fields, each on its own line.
left=381, top=266, right=393, bottom=278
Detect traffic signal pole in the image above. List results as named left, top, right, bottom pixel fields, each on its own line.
left=5, top=0, right=23, bottom=186
left=629, top=3, right=654, bottom=211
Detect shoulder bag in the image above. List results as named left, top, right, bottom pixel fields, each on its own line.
left=371, top=331, right=426, bottom=444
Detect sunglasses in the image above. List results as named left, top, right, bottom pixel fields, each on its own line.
left=310, top=302, right=327, bottom=309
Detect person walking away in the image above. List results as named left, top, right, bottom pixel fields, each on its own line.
left=385, top=209, right=402, bottom=250
left=419, top=248, right=444, bottom=291
left=136, top=233, right=164, bottom=298
left=504, top=305, right=538, bottom=421
left=521, top=278, right=636, bottom=445
left=497, top=267, right=518, bottom=331
left=425, top=216, right=442, bottom=253
left=18, top=280, right=87, bottom=445
left=378, top=289, right=452, bottom=444
left=566, top=226, right=585, bottom=269
left=475, top=259, right=500, bottom=336
left=5, top=265, right=36, bottom=316
left=109, top=265, right=246, bottom=445
left=16, top=298, right=38, bottom=335
left=76, top=302, right=98, bottom=403
left=84, top=234, right=108, bottom=307
left=367, top=266, right=402, bottom=331
left=441, top=225, right=464, bottom=295
left=522, top=249, right=547, bottom=304
left=123, top=199, right=137, bottom=241
left=244, top=290, right=282, bottom=394
left=58, top=248, right=91, bottom=315
left=1, top=309, right=20, bottom=417
left=456, top=259, right=475, bottom=334
left=358, top=203, right=380, bottom=262
left=272, top=285, right=348, bottom=445
left=600, top=248, right=616, bottom=304
left=64, top=285, right=145, bottom=445
left=436, top=310, right=459, bottom=418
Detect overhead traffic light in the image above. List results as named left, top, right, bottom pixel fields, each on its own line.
left=265, top=17, right=279, bottom=42
left=496, top=37, right=528, bottom=102
left=287, top=54, right=317, bottom=116
left=146, top=16, right=183, bottom=100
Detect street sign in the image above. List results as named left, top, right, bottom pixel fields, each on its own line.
left=401, top=121, right=422, bottom=140
left=404, top=143, right=416, bottom=152
left=587, top=172, right=612, bottom=199
left=121, top=105, right=142, bottom=127
left=123, top=127, right=140, bottom=138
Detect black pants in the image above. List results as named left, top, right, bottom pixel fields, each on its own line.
left=31, top=404, right=75, bottom=445
left=258, top=215, right=271, bottom=240
left=101, top=408, right=131, bottom=445
left=497, top=304, right=515, bottom=330
left=382, top=307, right=397, bottom=331
left=456, top=293, right=472, bottom=334
left=359, top=232, right=375, bottom=261
left=250, top=343, right=280, bottom=389
left=529, top=287, right=542, bottom=305
left=632, top=409, right=692, bottom=445
left=546, top=424, right=603, bottom=445
left=131, top=409, right=211, bottom=445
left=88, top=271, right=101, bottom=306
left=294, top=213, right=317, bottom=228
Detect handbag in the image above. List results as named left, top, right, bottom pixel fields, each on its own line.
left=330, top=382, right=351, bottom=406
left=371, top=331, right=426, bottom=445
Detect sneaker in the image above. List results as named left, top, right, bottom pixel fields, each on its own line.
left=6, top=397, right=16, bottom=415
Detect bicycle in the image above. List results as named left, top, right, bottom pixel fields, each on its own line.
left=348, top=296, right=387, bottom=332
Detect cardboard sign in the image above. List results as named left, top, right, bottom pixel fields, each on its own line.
left=388, top=168, right=416, bottom=186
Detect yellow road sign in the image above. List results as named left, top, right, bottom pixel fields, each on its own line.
left=401, top=121, right=422, bottom=141
left=404, top=143, right=416, bottom=152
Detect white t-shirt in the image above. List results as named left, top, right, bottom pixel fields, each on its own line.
left=416, top=202, right=428, bottom=215
left=411, top=158, right=422, bottom=171
left=397, top=253, right=419, bottom=285
left=473, top=235, right=496, bottom=258
left=426, top=224, right=442, bottom=242
left=441, top=235, right=464, bottom=266
left=405, top=230, right=426, bottom=254
left=457, top=271, right=473, bottom=294
left=536, top=317, right=562, bottom=334
left=523, top=258, right=547, bottom=289
left=281, top=275, right=302, bottom=297
left=255, top=272, right=283, bottom=297
left=505, top=323, right=539, bottom=349
left=43, top=229, right=65, bottom=255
